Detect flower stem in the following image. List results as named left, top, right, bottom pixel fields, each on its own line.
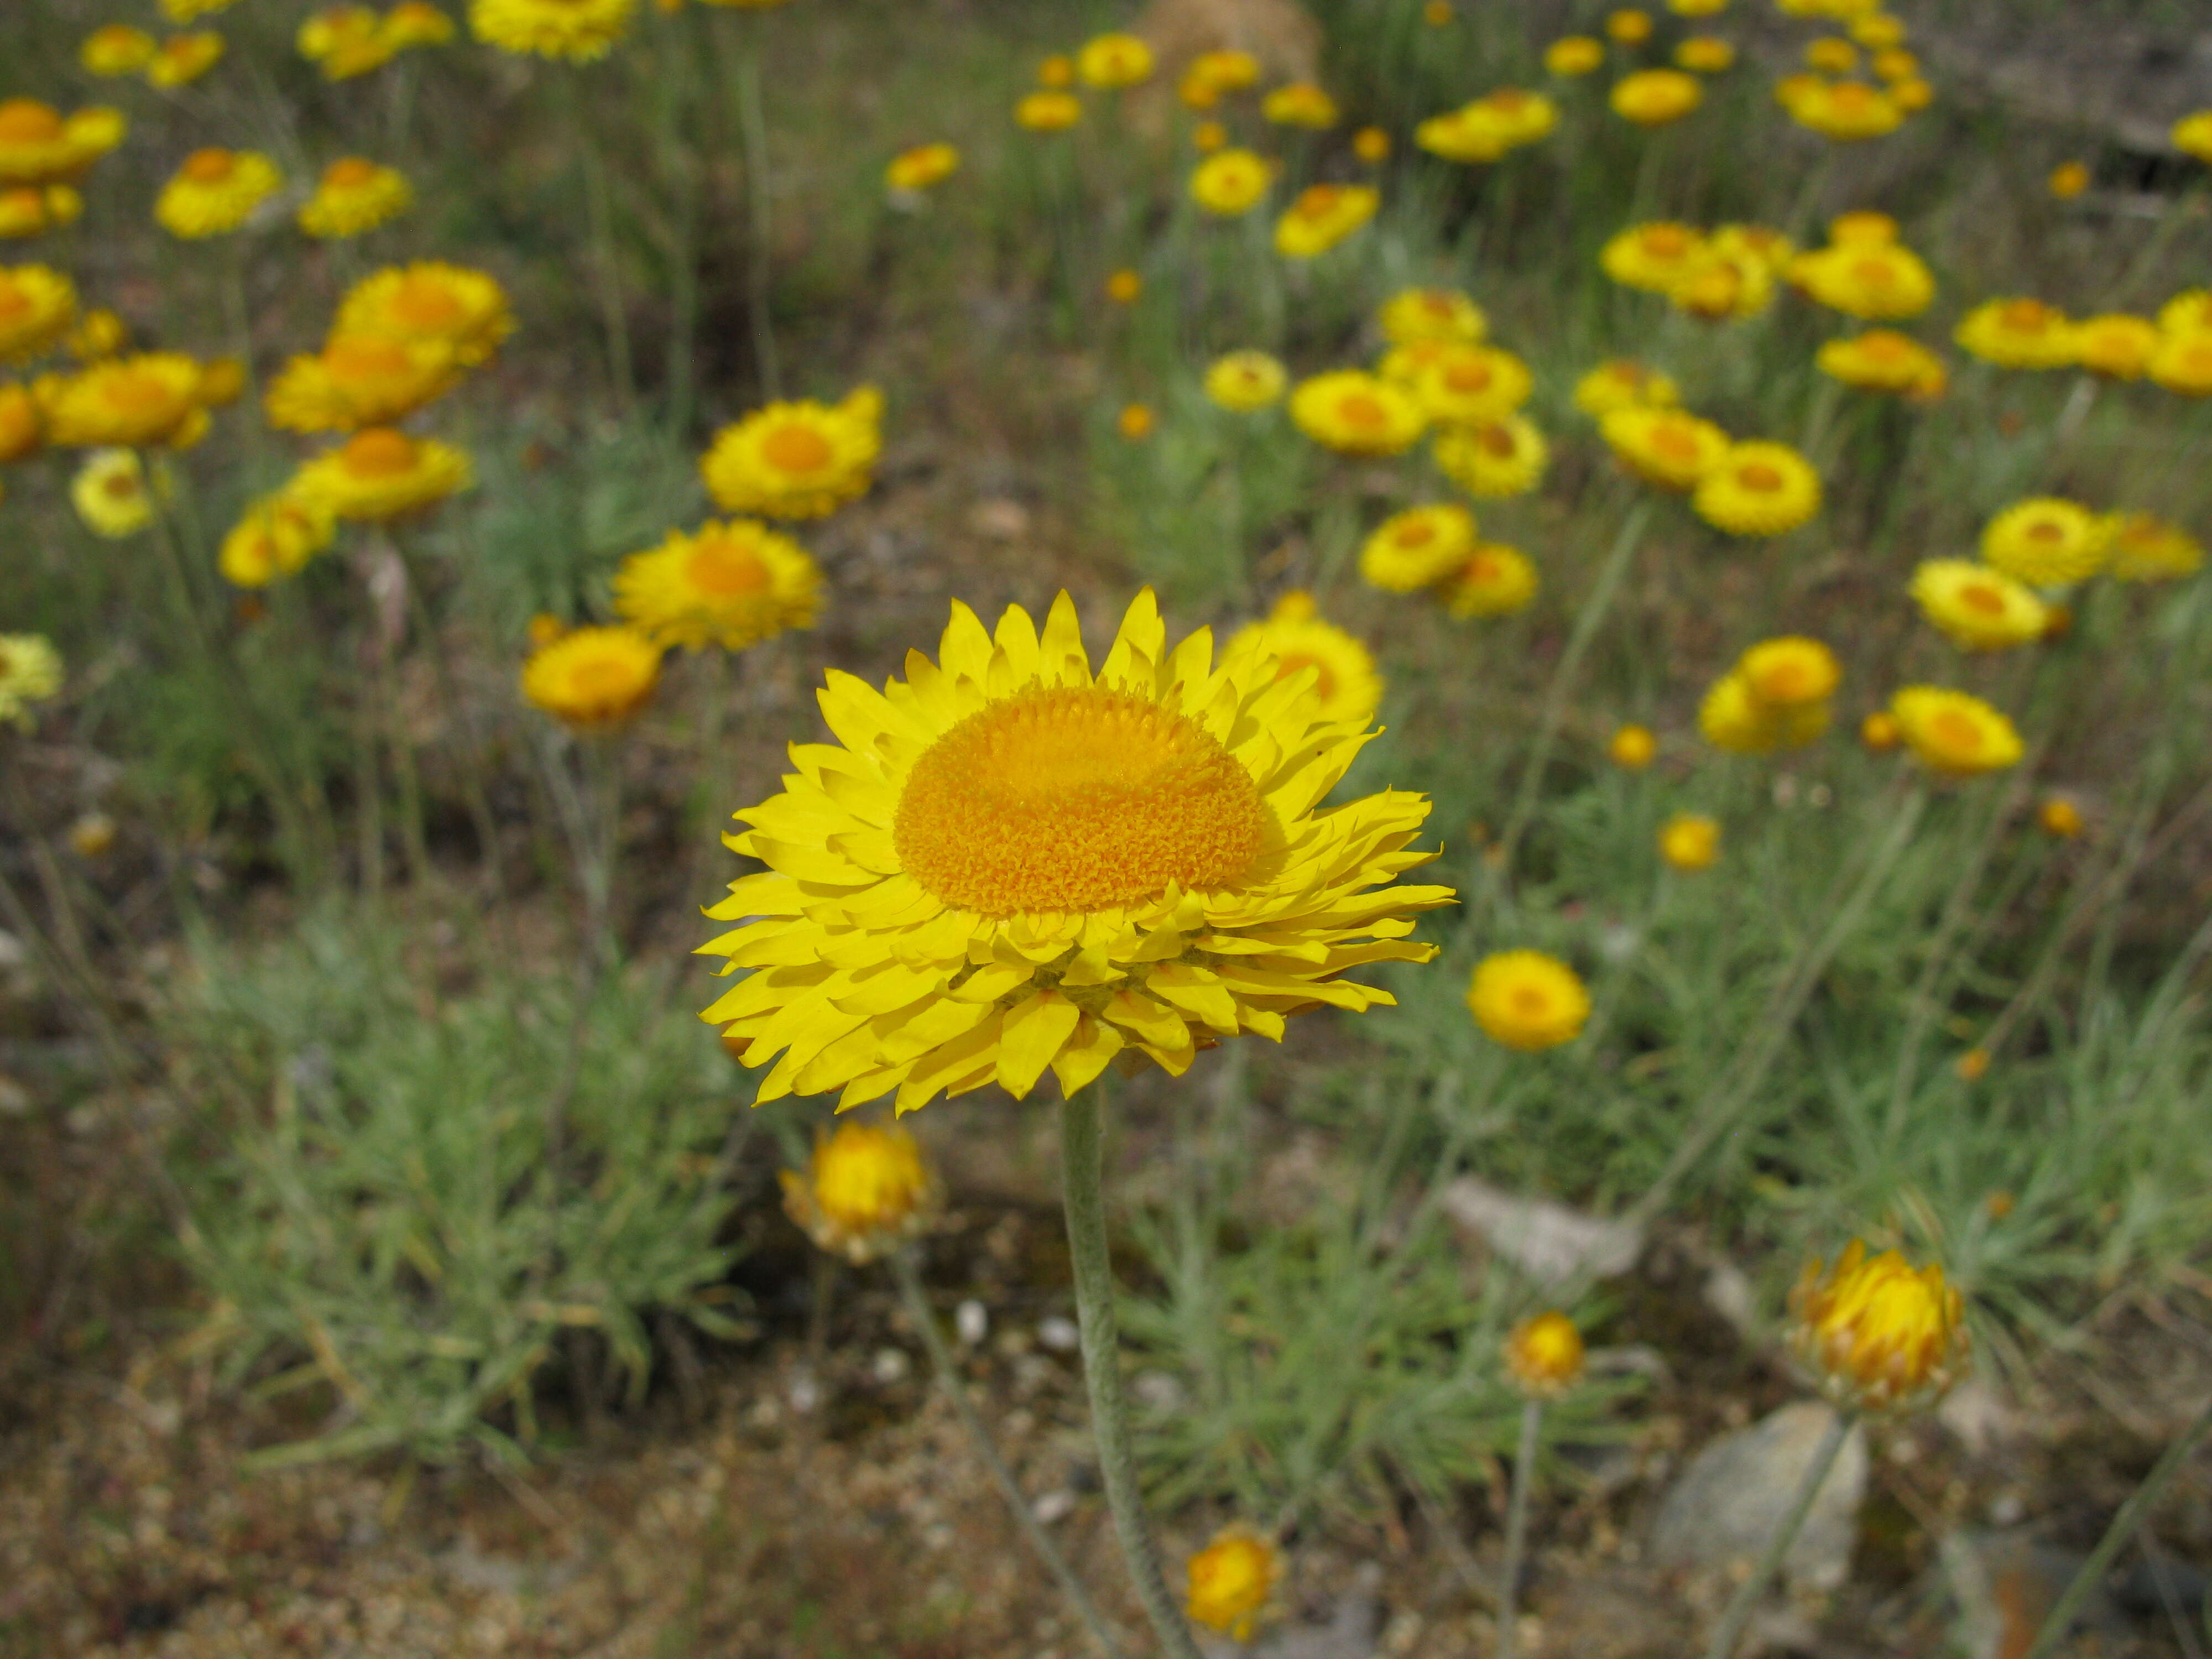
left=1496, top=1397, right=1544, bottom=1659
left=890, top=1250, right=1128, bottom=1659
left=2022, top=1392, right=2212, bottom=1659
left=1702, top=1410, right=1853, bottom=1659
left=568, top=67, right=635, bottom=415
left=1059, top=1087, right=1206, bottom=1659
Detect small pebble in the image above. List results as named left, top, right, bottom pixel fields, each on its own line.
left=1038, top=1316, right=1079, bottom=1353
left=955, top=1299, right=987, bottom=1345
left=1032, top=1490, right=1076, bottom=1525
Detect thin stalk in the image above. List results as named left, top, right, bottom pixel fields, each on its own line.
left=568, top=67, right=635, bottom=414
left=1059, top=1086, right=1206, bottom=1659
left=1496, top=1397, right=1543, bottom=1659
left=1703, top=1410, right=1853, bottom=1659
left=728, top=14, right=782, bottom=400
left=1493, top=499, right=1652, bottom=879
left=221, top=240, right=269, bottom=489
left=889, top=1251, right=1128, bottom=1659
left=657, top=7, right=703, bottom=436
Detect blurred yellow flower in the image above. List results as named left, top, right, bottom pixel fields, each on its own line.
left=1609, top=723, right=1656, bottom=769
left=300, top=5, right=398, bottom=77
left=1506, top=1311, right=1585, bottom=1397
left=1193, top=119, right=1230, bottom=152
left=0, top=634, right=63, bottom=729
left=1607, top=8, right=1653, bottom=44
left=148, top=32, right=227, bottom=87
left=154, top=149, right=281, bottom=239
left=1860, top=710, right=1900, bottom=751
left=382, top=2, right=458, bottom=47
left=70, top=448, right=156, bottom=538
left=701, top=386, right=882, bottom=520
left=700, top=590, right=1452, bottom=1108
left=1105, top=268, right=1142, bottom=304
left=2038, top=797, right=2083, bottom=840
left=265, top=336, right=460, bottom=432
left=885, top=142, right=959, bottom=194
left=1221, top=589, right=1383, bottom=728
left=1262, top=83, right=1339, bottom=129
left=1435, top=416, right=1547, bottom=499
left=779, top=1123, right=941, bottom=1264
left=1190, top=148, right=1272, bottom=216
left=38, top=353, right=205, bottom=447
left=1468, top=950, right=1589, bottom=1052
left=67, top=307, right=127, bottom=362
left=1601, top=221, right=1707, bottom=293
left=1782, top=77, right=1905, bottom=141
left=1909, top=560, right=2048, bottom=650
left=1789, top=241, right=1934, bottom=320
left=293, top=427, right=472, bottom=520
left=1850, top=12, right=1904, bottom=47
left=1805, top=36, right=1858, bottom=72
left=1413, top=343, right=1532, bottom=425
left=1670, top=0, right=1728, bottom=12
left=1076, top=33, right=1153, bottom=90
left=1611, top=68, right=1703, bottom=125
left=163, top=0, right=237, bottom=18
left=1117, top=402, right=1154, bottom=441
left=520, top=624, right=662, bottom=728
left=1671, top=247, right=1774, bottom=320
left=1693, top=442, right=1822, bottom=536
left=1188, top=49, right=1260, bottom=95
left=0, top=101, right=126, bottom=188
left=1790, top=1241, right=1968, bottom=1413
left=1291, top=370, right=1425, bottom=455
left=1423, top=0, right=1454, bottom=22
left=1739, top=636, right=1840, bottom=711
left=1872, top=48, right=1918, bottom=81
left=66, top=812, right=118, bottom=858
left=1816, top=328, right=1947, bottom=397
left=1659, top=812, right=1720, bottom=871
left=2147, top=330, right=2212, bottom=395
left=299, top=157, right=413, bottom=238
left=0, top=382, right=40, bottom=462
left=1601, top=405, right=1730, bottom=490
left=2173, top=111, right=2212, bottom=164
left=1036, top=54, right=1073, bottom=88
left=1676, top=36, right=1735, bottom=72
left=612, top=518, right=821, bottom=652
left=2157, top=290, right=2212, bottom=334
left=469, top=0, right=637, bottom=61
left=0, top=185, right=84, bottom=240
left=1203, top=349, right=1287, bottom=411
left=1954, top=298, right=2076, bottom=369
left=1361, top=503, right=1477, bottom=591
left=219, top=491, right=337, bottom=587
left=2101, top=512, right=2204, bottom=582
left=1699, top=670, right=1828, bottom=755
left=336, top=262, right=514, bottom=365
left=2073, top=314, right=2158, bottom=380
left=82, top=25, right=158, bottom=75
left=1890, top=686, right=2022, bottom=776
left=1981, top=498, right=2109, bottom=585
left=1888, top=76, right=1932, bottom=113
left=1545, top=36, right=1604, bottom=76
left=1439, top=542, right=1537, bottom=618
left=1380, top=287, right=1486, bottom=346
left=1186, top=1526, right=1280, bottom=1644
left=1353, top=125, right=1390, bottom=163
left=1274, top=182, right=1378, bottom=258
left=1574, top=358, right=1678, bottom=416
left=0, top=263, right=76, bottom=362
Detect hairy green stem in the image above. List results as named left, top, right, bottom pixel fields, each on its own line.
left=890, top=1251, right=1127, bottom=1659
left=1703, top=1410, right=1853, bottom=1659
left=1496, top=1397, right=1543, bottom=1659
left=1060, top=1087, right=1206, bottom=1659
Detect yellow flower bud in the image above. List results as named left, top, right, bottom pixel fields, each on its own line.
left=1789, top=1241, right=1969, bottom=1415
left=778, top=1121, right=940, bottom=1264
left=1505, top=1311, right=1585, bottom=1397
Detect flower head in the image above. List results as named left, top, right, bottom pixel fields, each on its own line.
left=1574, top=359, right=1678, bottom=417
left=163, top=0, right=238, bottom=19
left=2048, top=160, right=2089, bottom=199
left=1955, top=298, right=2076, bottom=369
left=265, top=336, right=460, bottom=432
left=2174, top=110, right=2212, bottom=164
left=1671, top=246, right=1774, bottom=321
left=219, top=491, right=337, bottom=587
left=1790, top=1241, right=1968, bottom=1414
left=1506, top=1311, right=1586, bottom=1396
left=1610, top=724, right=1656, bottom=769
left=70, top=447, right=156, bottom=538
left=148, top=30, right=225, bottom=86
left=702, top=387, right=883, bottom=520
left=1361, top=504, right=1477, bottom=592
left=1411, top=343, right=1532, bottom=426
left=299, top=157, right=413, bottom=238
left=1789, top=242, right=1934, bottom=320
left=1077, top=33, right=1154, bottom=89
left=382, top=2, right=457, bottom=48
left=1262, top=82, right=1339, bottom=129
left=1015, top=90, right=1082, bottom=132
left=1805, top=35, right=1858, bottom=73
left=1692, top=442, right=1822, bottom=536
left=1190, top=148, right=1271, bottom=216
left=1699, top=641, right=1836, bottom=755
left=613, top=519, right=821, bottom=653
left=1204, top=349, right=1288, bottom=412
left=886, top=142, right=958, bottom=195
left=1468, top=951, right=1589, bottom=1052
left=2101, top=512, right=2203, bottom=582
left=1816, top=328, right=1947, bottom=397
left=0, top=634, right=63, bottom=729
left=68, top=307, right=127, bottom=362
left=779, top=1121, right=941, bottom=1262
left=1601, top=406, right=1731, bottom=491
left=1290, top=371, right=1425, bottom=455
left=0, top=264, right=76, bottom=363
left=155, top=149, right=280, bottom=239
left=1890, top=686, right=2023, bottom=776
left=0, top=382, right=39, bottom=463
left=291, top=427, right=472, bottom=521
left=1909, top=561, right=2047, bottom=650
left=1222, top=591, right=1382, bottom=729
left=2149, top=330, right=2212, bottom=395
left=1611, top=68, right=1703, bottom=126
left=82, top=25, right=158, bottom=76
left=1186, top=1526, right=1280, bottom=1642
left=335, top=262, right=514, bottom=367
left=471, top=0, right=636, bottom=58
left=1274, top=183, right=1378, bottom=259
left=2039, top=797, right=2084, bottom=839
left=1739, top=636, right=1840, bottom=709
left=1601, top=222, right=1707, bottom=293
left=1380, top=288, right=1487, bottom=347
left=301, top=3, right=400, bottom=75
left=698, top=591, right=1454, bottom=1110
left=1434, top=416, right=1547, bottom=500
left=1608, top=8, right=1653, bottom=44
left=520, top=624, right=662, bottom=728
left=1036, top=55, right=1073, bottom=88
left=0, top=185, right=84, bottom=241
left=1439, top=543, right=1537, bottom=618
left=1782, top=77, right=1905, bottom=141
left=0, top=101, right=126, bottom=189
left=1660, top=813, right=1720, bottom=871
left=1676, top=36, right=1735, bottom=72
left=1545, top=36, right=1604, bottom=77
left=1353, top=125, right=1391, bottom=163
left=1981, top=498, right=2109, bottom=586
left=37, top=353, right=206, bottom=447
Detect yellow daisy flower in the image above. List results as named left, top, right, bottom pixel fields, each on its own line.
left=299, top=157, right=413, bottom=238
left=0, top=185, right=85, bottom=240
left=1353, top=125, right=1390, bottom=163
left=1545, top=37, right=1604, bottom=77
left=520, top=624, right=663, bottom=728
left=0, top=264, right=76, bottom=363
left=1954, top=298, right=2076, bottom=369
left=1416, top=106, right=1510, bottom=164
left=1889, top=687, right=2022, bottom=776
left=1361, top=504, right=1477, bottom=591
left=1434, top=416, right=1547, bottom=499
left=2038, top=797, right=2083, bottom=840
left=1609, top=724, right=1656, bottom=769
left=2101, top=512, right=2204, bottom=582
left=1220, top=590, right=1383, bottom=729
left=612, top=519, right=822, bottom=653
left=218, top=491, right=337, bottom=587
left=1506, top=1312, right=1586, bottom=1397
left=2157, top=290, right=2212, bottom=335
left=1658, top=812, right=1720, bottom=871
left=1439, top=542, right=1538, bottom=618
left=1478, top=87, right=1559, bottom=147
left=1872, top=48, right=1919, bottom=82
left=1790, top=1241, right=1968, bottom=1415
left=154, top=149, right=281, bottom=239
left=380, top=2, right=458, bottom=48
left=0, top=101, right=126, bottom=189
left=1738, top=636, right=1840, bottom=711
left=1829, top=210, right=1898, bottom=247
left=335, top=262, right=514, bottom=367
left=2147, top=330, right=2212, bottom=396
left=1187, top=1526, right=1281, bottom=1644
left=1861, top=711, right=1901, bottom=750
left=1412, top=344, right=1532, bottom=426
left=1981, top=498, right=2109, bottom=586
left=68, top=307, right=128, bottom=362
left=1608, top=8, right=1653, bottom=45
left=1698, top=670, right=1828, bottom=755
left=163, top=0, right=237, bottom=19
left=0, top=382, right=40, bottom=463
left=1015, top=91, right=1082, bottom=132
left=1671, top=246, right=1775, bottom=320
left=1076, top=33, right=1154, bottom=90
left=148, top=31, right=226, bottom=87
left=885, top=143, right=959, bottom=194
left=469, top=0, right=637, bottom=61
left=779, top=1122, right=942, bottom=1264
left=1573, top=358, right=1679, bottom=417
left=1379, top=287, right=1487, bottom=347
left=36, top=353, right=206, bottom=447
left=1190, top=148, right=1272, bottom=216
left=1600, top=222, right=1708, bottom=293
left=1203, top=349, right=1288, bottom=412
left=1195, top=120, right=1232, bottom=153
left=1692, top=441, right=1822, bottom=536
left=701, top=386, right=883, bottom=520
left=1805, top=36, right=1858, bottom=73
left=1601, top=406, right=1731, bottom=491
left=1375, top=338, right=1454, bottom=386
left=1675, top=36, right=1735, bottom=72
left=1611, top=68, right=1703, bottom=125
left=1274, top=183, right=1378, bottom=259
left=2069, top=314, right=2157, bottom=379
left=1106, top=270, right=1144, bottom=310
left=1849, top=12, right=1904, bottom=46
left=1188, top=49, right=1260, bottom=95
left=698, top=589, right=1454, bottom=1110
left=70, top=448, right=156, bottom=538
left=265, top=335, right=460, bottom=432
left=1036, top=54, right=1074, bottom=88
left=1262, top=82, right=1339, bottom=129
left=1788, top=242, right=1935, bottom=319
left=1908, top=560, right=2047, bottom=650
left=291, top=426, right=473, bottom=521
left=1468, top=950, right=1589, bottom=1052
left=1712, top=222, right=1797, bottom=274
left=2173, top=111, right=2212, bottom=165
left=1815, top=328, right=1947, bottom=397
left=1117, top=402, right=1154, bottom=442
left=299, top=4, right=398, bottom=77
left=1671, top=0, right=1730, bottom=13
left=1290, top=371, right=1426, bottom=456
left=0, top=634, right=64, bottom=729
left=1783, top=77, right=1905, bottom=140
left=82, top=25, right=158, bottom=76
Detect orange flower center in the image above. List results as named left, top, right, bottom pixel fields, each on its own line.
left=0, top=102, right=62, bottom=144
left=1337, top=393, right=1389, bottom=430
left=1466, top=552, right=1500, bottom=583
left=182, top=149, right=237, bottom=184
left=685, top=535, right=770, bottom=596
left=1478, top=424, right=1517, bottom=458
left=1444, top=361, right=1493, bottom=394
left=391, top=276, right=465, bottom=327
left=2001, top=300, right=2052, bottom=332
left=1394, top=519, right=1437, bottom=548
left=1959, top=582, right=2007, bottom=616
left=2026, top=520, right=2065, bottom=543
left=1293, top=185, right=1340, bottom=220
left=1929, top=709, right=1982, bottom=753
left=1756, top=661, right=1816, bottom=701
left=1510, top=985, right=1550, bottom=1016
left=341, top=429, right=419, bottom=477
left=102, top=471, right=140, bottom=500
left=1648, top=423, right=1704, bottom=462
left=1736, top=462, right=1785, bottom=492
left=101, top=369, right=180, bottom=414
left=761, top=423, right=834, bottom=473
left=1421, top=292, right=1457, bottom=316
left=1832, top=84, right=1875, bottom=110
left=327, top=337, right=416, bottom=379
left=0, top=279, right=27, bottom=320
left=1850, top=257, right=1898, bottom=286
left=567, top=656, right=639, bottom=699
left=326, top=157, right=379, bottom=188
left=1643, top=226, right=1689, bottom=258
